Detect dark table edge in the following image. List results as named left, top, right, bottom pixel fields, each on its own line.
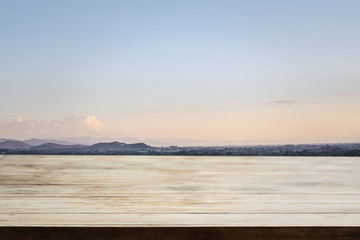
left=1, top=226, right=360, bottom=240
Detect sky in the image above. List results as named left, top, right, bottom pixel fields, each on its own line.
left=1, top=0, right=360, bottom=145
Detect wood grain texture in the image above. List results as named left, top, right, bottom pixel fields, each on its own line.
left=0, top=155, right=359, bottom=227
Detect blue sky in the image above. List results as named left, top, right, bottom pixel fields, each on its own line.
left=1, top=1, right=359, bottom=143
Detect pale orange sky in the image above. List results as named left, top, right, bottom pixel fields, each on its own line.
left=102, top=98, right=360, bottom=144
left=1, top=1, right=360, bottom=145
left=1, top=97, right=359, bottom=145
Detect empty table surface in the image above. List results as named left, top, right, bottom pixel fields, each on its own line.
left=0, top=155, right=359, bottom=227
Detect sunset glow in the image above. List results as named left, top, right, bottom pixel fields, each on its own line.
left=1, top=1, right=359, bottom=145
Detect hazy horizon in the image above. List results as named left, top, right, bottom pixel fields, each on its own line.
left=1, top=1, right=360, bottom=145
left=1, top=135, right=360, bottom=148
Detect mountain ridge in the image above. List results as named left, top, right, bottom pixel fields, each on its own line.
left=0, top=140, right=32, bottom=149
left=24, top=138, right=77, bottom=146
left=0, top=139, right=154, bottom=154
left=1, top=138, right=360, bottom=156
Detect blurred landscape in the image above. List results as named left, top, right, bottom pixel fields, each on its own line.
left=1, top=138, right=359, bottom=156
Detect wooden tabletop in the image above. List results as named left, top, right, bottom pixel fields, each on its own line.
left=0, top=155, right=359, bottom=227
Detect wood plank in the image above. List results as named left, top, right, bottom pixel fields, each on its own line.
left=0, top=196, right=359, bottom=214
left=1, top=184, right=359, bottom=195
left=0, top=155, right=359, bottom=227
left=1, top=213, right=360, bottom=226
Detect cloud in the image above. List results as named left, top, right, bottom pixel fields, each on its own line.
left=268, top=100, right=299, bottom=104
left=0, top=114, right=103, bottom=139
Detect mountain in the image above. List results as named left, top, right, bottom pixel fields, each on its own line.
left=52, top=136, right=245, bottom=147
left=0, top=138, right=10, bottom=143
left=30, top=143, right=85, bottom=150
left=0, top=141, right=154, bottom=154
left=1, top=141, right=360, bottom=156
left=0, top=140, right=32, bottom=149
left=55, top=137, right=139, bottom=145
left=86, top=141, right=153, bottom=152
left=24, top=138, right=77, bottom=146
left=90, top=141, right=127, bottom=149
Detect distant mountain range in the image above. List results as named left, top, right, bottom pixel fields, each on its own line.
left=0, top=138, right=360, bottom=156
left=23, top=138, right=77, bottom=146
left=0, top=139, right=153, bottom=154
left=0, top=140, right=32, bottom=149
left=35, top=136, right=233, bottom=147
left=0, top=136, right=263, bottom=147
left=0, top=138, right=77, bottom=146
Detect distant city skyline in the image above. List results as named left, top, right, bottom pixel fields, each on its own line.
left=1, top=1, right=360, bottom=145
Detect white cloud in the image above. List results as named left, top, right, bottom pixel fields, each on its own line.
left=0, top=114, right=103, bottom=139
